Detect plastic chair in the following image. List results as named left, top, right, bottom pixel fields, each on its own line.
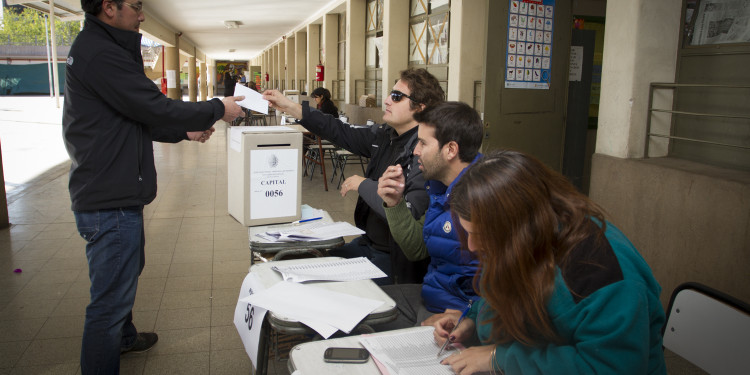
left=662, top=282, right=750, bottom=375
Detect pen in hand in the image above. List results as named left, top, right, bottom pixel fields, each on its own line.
left=437, top=301, right=473, bottom=357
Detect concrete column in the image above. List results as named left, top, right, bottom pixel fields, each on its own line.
left=165, top=42, right=181, bottom=100
left=347, top=0, right=367, bottom=104
left=307, top=24, right=321, bottom=93
left=286, top=37, right=295, bottom=90
left=274, top=44, right=280, bottom=89
left=323, top=14, right=339, bottom=92
left=207, top=62, right=215, bottom=98
left=200, top=61, right=207, bottom=101
left=381, top=0, right=407, bottom=105
left=596, top=0, right=681, bottom=158
left=188, top=55, right=197, bottom=102
left=278, top=42, right=286, bottom=91
left=295, top=31, right=307, bottom=92
left=447, top=0, right=487, bottom=103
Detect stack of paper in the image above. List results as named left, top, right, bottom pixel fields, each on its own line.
left=271, top=257, right=387, bottom=282
left=240, top=281, right=383, bottom=338
left=257, top=221, right=364, bottom=242
left=359, top=327, right=455, bottom=375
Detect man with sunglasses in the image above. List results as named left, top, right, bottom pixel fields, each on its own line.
left=63, top=1, right=244, bottom=373
left=264, top=68, right=444, bottom=285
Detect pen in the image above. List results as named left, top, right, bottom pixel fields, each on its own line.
left=292, top=217, right=322, bottom=224
left=437, top=300, right=473, bottom=357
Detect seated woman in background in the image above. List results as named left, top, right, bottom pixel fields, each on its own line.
left=310, top=87, right=339, bottom=116
left=433, top=150, right=667, bottom=375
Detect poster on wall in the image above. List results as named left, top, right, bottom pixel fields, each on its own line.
left=691, top=0, right=750, bottom=45
left=504, top=0, right=555, bottom=90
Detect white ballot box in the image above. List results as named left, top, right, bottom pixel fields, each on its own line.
left=228, top=126, right=303, bottom=226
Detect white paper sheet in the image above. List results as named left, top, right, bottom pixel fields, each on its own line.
left=271, top=257, right=387, bottom=282
left=264, top=221, right=364, bottom=242
left=234, top=84, right=269, bottom=114
left=240, top=281, right=383, bottom=338
left=359, top=327, right=455, bottom=375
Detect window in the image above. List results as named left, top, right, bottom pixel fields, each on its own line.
left=366, top=0, right=384, bottom=105
left=409, top=0, right=450, bottom=65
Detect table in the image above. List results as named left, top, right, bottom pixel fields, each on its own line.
left=285, top=124, right=330, bottom=191
left=247, top=210, right=344, bottom=265
left=250, top=257, right=398, bottom=375
left=287, top=327, right=428, bottom=375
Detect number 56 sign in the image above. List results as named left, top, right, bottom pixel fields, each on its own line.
left=233, top=273, right=268, bottom=369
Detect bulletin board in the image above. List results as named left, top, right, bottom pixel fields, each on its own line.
left=504, top=0, right=556, bottom=90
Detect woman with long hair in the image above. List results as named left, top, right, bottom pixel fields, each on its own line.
left=433, top=150, right=666, bottom=375
left=310, top=87, right=339, bottom=116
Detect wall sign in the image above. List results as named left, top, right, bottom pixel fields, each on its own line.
left=504, top=0, right=555, bottom=90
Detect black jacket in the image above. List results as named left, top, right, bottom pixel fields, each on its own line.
left=300, top=102, right=430, bottom=284
left=63, top=14, right=225, bottom=211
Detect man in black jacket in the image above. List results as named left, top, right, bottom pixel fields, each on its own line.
left=63, top=1, right=244, bottom=373
left=263, top=68, right=444, bottom=285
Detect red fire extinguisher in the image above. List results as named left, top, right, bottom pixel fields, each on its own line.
left=315, top=64, right=324, bottom=81
left=265, top=73, right=269, bottom=82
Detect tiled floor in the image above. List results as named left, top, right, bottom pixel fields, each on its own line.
left=0, top=98, right=707, bottom=374
left=0, top=111, right=357, bottom=374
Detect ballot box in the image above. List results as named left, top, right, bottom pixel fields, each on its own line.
left=228, top=126, right=303, bottom=226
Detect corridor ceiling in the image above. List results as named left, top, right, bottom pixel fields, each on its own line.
left=7, top=0, right=340, bottom=61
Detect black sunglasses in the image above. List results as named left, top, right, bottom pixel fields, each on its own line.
left=390, top=90, right=420, bottom=104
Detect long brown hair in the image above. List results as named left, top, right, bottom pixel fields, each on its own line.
left=450, top=150, right=607, bottom=346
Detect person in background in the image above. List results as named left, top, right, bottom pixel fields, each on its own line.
left=375, top=101, right=483, bottom=330
left=263, top=68, right=445, bottom=285
left=223, top=65, right=236, bottom=97
left=310, top=87, right=339, bottom=116
left=432, top=150, right=667, bottom=375
left=63, top=1, right=244, bottom=373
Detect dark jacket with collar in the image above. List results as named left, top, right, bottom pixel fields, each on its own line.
left=300, top=102, right=430, bottom=284
left=63, top=14, right=225, bottom=211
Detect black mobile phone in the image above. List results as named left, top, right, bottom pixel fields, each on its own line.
left=323, top=347, right=370, bottom=363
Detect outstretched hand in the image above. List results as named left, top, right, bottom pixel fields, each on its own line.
left=221, top=96, right=245, bottom=122
left=187, top=126, right=215, bottom=143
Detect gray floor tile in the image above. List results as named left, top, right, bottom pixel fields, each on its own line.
left=143, top=352, right=210, bottom=375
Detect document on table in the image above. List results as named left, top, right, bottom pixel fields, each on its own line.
left=240, top=281, right=383, bottom=338
left=258, top=221, right=364, bottom=242
left=359, top=327, right=455, bottom=375
left=234, top=83, right=269, bottom=114
left=271, top=257, right=387, bottom=282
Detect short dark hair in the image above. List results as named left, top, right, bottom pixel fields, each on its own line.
left=310, top=87, right=331, bottom=101
left=399, top=68, right=444, bottom=111
left=82, top=0, right=123, bottom=15
left=413, top=101, right=483, bottom=163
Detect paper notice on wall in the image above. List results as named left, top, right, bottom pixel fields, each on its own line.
left=249, top=149, right=298, bottom=219
left=166, top=70, right=177, bottom=88
left=569, top=45, right=583, bottom=82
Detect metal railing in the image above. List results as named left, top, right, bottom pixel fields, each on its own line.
left=645, top=82, right=750, bottom=157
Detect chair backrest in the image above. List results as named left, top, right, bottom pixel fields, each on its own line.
left=663, top=282, right=750, bottom=375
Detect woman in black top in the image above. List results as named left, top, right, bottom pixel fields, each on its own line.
left=310, top=87, right=339, bottom=116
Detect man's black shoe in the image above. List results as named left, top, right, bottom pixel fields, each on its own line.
left=121, top=332, right=158, bottom=354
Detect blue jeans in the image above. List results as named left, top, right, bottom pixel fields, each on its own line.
left=75, top=207, right=145, bottom=375
left=328, top=236, right=393, bottom=285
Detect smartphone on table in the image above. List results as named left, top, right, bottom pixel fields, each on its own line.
left=323, top=347, right=370, bottom=363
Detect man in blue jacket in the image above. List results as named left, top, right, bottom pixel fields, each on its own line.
left=376, top=101, right=484, bottom=329
left=63, top=1, right=244, bottom=373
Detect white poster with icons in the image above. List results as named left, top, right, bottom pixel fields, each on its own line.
left=505, top=0, right=555, bottom=90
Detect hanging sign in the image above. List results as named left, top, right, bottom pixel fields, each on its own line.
left=504, top=0, right=555, bottom=90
